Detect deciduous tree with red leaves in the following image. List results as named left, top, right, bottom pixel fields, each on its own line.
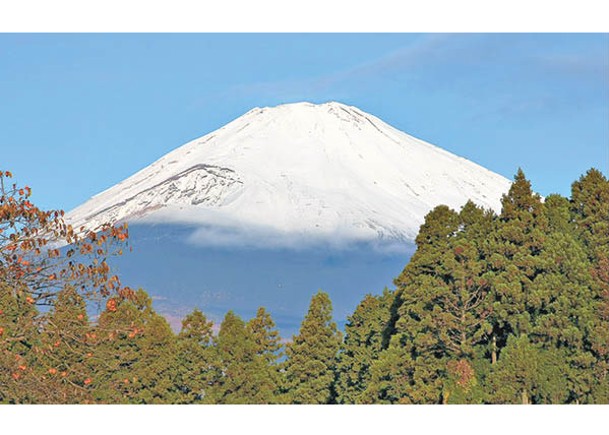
left=0, top=170, right=130, bottom=403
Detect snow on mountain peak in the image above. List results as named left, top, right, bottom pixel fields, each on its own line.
left=66, top=102, right=511, bottom=250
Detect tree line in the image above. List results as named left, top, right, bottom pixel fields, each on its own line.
left=1, top=168, right=607, bottom=404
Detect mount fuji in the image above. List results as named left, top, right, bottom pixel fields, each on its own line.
left=66, top=102, right=511, bottom=334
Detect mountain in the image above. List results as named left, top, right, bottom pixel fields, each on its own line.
left=67, top=102, right=510, bottom=251
left=65, top=102, right=512, bottom=334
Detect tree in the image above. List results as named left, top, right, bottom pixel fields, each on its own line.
left=525, top=194, right=597, bottom=402
left=0, top=169, right=129, bottom=403
left=381, top=203, right=494, bottom=403
left=247, top=306, right=282, bottom=364
left=213, top=310, right=277, bottom=404
left=487, top=334, right=568, bottom=404
left=36, top=286, right=96, bottom=403
left=335, top=290, right=395, bottom=403
left=487, top=169, right=546, bottom=356
left=0, top=170, right=130, bottom=308
left=246, top=307, right=283, bottom=402
left=173, top=308, right=218, bottom=403
left=0, top=281, right=42, bottom=403
left=91, top=289, right=177, bottom=404
left=282, top=290, right=342, bottom=404
left=363, top=346, right=416, bottom=404
left=570, top=168, right=609, bottom=402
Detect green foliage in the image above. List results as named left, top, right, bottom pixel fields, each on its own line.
left=0, top=283, right=42, bottom=403
left=570, top=168, right=609, bottom=258
left=246, top=307, right=283, bottom=402
left=363, top=346, right=416, bottom=403
left=375, top=201, right=496, bottom=403
left=91, top=289, right=177, bottom=404
left=335, top=289, right=395, bottom=403
left=571, top=169, right=609, bottom=392
left=37, top=286, right=96, bottom=403
left=362, top=168, right=609, bottom=404
left=3, top=167, right=608, bottom=404
left=247, top=306, right=283, bottom=363
left=283, top=290, right=342, bottom=404
left=213, top=310, right=278, bottom=404
left=488, top=169, right=547, bottom=341
left=173, top=309, right=218, bottom=403
left=487, top=334, right=569, bottom=404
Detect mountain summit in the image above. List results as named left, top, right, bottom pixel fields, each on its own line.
left=67, top=102, right=511, bottom=248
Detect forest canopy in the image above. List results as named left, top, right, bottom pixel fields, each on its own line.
left=1, top=168, right=608, bottom=404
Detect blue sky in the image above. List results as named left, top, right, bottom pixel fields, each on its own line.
left=1, top=33, right=607, bottom=211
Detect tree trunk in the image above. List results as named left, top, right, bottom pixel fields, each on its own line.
left=491, top=334, right=497, bottom=364
left=521, top=389, right=529, bottom=405
left=442, top=390, right=450, bottom=404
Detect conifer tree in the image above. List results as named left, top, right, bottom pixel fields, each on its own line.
left=335, top=290, right=395, bottom=404
left=487, top=169, right=546, bottom=357
left=213, top=310, right=277, bottom=404
left=173, top=308, right=218, bottom=403
left=283, top=290, right=342, bottom=404
left=526, top=194, right=597, bottom=402
left=0, top=282, right=41, bottom=403
left=246, top=307, right=283, bottom=402
left=247, top=306, right=282, bottom=363
left=487, top=334, right=568, bottom=404
left=570, top=168, right=609, bottom=401
left=382, top=203, right=494, bottom=403
left=37, top=286, right=96, bottom=403
left=363, top=346, right=416, bottom=404
left=92, top=289, right=177, bottom=404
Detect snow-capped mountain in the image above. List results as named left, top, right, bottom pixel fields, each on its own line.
left=66, top=102, right=511, bottom=249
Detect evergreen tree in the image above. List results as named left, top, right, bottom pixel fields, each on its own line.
left=247, top=306, right=282, bottom=363
left=363, top=346, right=416, bottom=404
left=527, top=194, right=596, bottom=402
left=92, top=289, right=177, bottom=404
left=0, top=282, right=41, bottom=403
left=213, top=310, right=277, bottom=404
left=487, top=334, right=568, bottom=404
left=246, top=307, right=283, bottom=402
left=335, top=290, right=395, bottom=403
left=173, top=308, right=219, bottom=403
left=379, top=203, right=494, bottom=403
left=37, top=286, right=96, bottom=403
left=283, top=290, right=342, bottom=404
left=570, top=168, right=609, bottom=401
left=487, top=169, right=546, bottom=357
left=570, top=168, right=609, bottom=257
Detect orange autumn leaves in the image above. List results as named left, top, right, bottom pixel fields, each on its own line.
left=1, top=169, right=134, bottom=400
left=0, top=169, right=131, bottom=306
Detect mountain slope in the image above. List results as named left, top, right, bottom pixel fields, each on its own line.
left=67, top=102, right=511, bottom=249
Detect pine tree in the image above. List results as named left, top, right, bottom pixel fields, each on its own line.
left=283, top=290, right=342, bottom=404
left=570, top=168, right=609, bottom=256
